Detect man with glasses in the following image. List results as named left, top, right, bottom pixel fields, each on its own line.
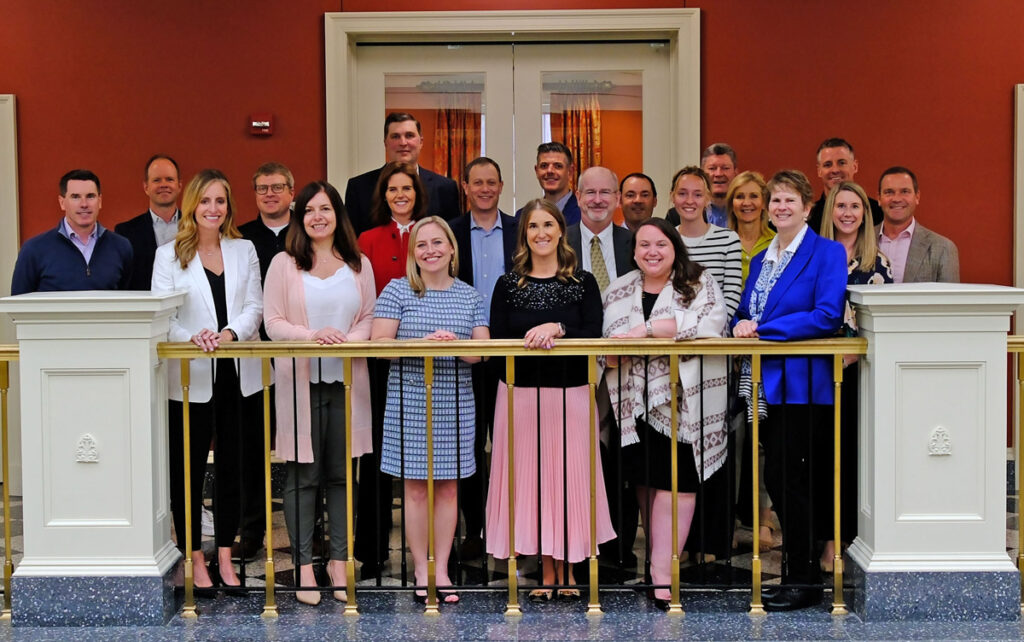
left=240, top=162, right=295, bottom=282
left=233, top=161, right=296, bottom=563
left=566, top=166, right=639, bottom=567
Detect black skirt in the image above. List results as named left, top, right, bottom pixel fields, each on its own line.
left=622, top=417, right=702, bottom=492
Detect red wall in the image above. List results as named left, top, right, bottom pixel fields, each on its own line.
left=2, top=0, right=1022, bottom=286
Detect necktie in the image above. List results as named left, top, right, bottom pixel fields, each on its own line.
left=590, top=235, right=610, bottom=291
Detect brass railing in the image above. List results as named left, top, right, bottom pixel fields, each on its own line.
left=0, top=344, right=18, bottom=621
left=157, top=336, right=867, bottom=618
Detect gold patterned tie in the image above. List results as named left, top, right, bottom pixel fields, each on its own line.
left=590, top=235, right=610, bottom=291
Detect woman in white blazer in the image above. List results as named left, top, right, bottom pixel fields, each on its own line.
left=152, top=169, right=263, bottom=591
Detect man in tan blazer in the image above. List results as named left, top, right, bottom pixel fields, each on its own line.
left=877, top=166, right=959, bottom=283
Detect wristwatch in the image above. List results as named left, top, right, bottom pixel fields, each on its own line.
left=645, top=320, right=653, bottom=337
left=557, top=322, right=566, bottom=337
left=226, top=328, right=238, bottom=341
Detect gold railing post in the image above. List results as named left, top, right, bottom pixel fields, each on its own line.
left=424, top=357, right=439, bottom=615
left=1018, top=351, right=1024, bottom=614
left=0, top=361, right=12, bottom=620
left=831, top=355, right=847, bottom=615
left=181, top=360, right=197, bottom=618
left=749, top=353, right=765, bottom=616
left=667, top=354, right=683, bottom=616
left=344, top=357, right=359, bottom=615
left=260, top=358, right=278, bottom=618
left=504, top=357, right=521, bottom=616
left=586, top=355, right=602, bottom=616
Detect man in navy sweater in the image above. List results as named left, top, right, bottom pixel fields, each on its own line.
left=11, top=169, right=133, bottom=295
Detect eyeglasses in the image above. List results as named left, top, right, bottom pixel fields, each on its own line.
left=255, top=183, right=289, bottom=195
left=581, top=189, right=616, bottom=198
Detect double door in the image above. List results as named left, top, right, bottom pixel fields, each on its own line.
left=353, top=42, right=672, bottom=214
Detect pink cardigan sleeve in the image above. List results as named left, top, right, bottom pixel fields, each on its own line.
left=347, top=256, right=377, bottom=341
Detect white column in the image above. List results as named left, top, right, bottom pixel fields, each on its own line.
left=0, top=291, right=185, bottom=626
left=847, top=283, right=1024, bottom=620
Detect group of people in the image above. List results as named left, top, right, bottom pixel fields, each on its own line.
left=10, top=111, right=961, bottom=612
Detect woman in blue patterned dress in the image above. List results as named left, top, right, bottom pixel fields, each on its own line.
left=371, top=216, right=489, bottom=603
left=818, top=180, right=893, bottom=570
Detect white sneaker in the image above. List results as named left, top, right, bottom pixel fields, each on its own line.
left=201, top=506, right=215, bottom=537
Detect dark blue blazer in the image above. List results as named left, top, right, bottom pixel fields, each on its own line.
left=732, top=228, right=847, bottom=405
left=448, top=211, right=518, bottom=287
left=515, top=192, right=581, bottom=227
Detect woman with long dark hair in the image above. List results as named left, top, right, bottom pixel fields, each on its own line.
left=602, top=217, right=728, bottom=609
left=263, top=181, right=375, bottom=605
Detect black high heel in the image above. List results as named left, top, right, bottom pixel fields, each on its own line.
left=209, top=559, right=246, bottom=597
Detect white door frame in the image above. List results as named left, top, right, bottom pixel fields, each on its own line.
left=0, top=94, right=22, bottom=493
left=324, top=9, right=701, bottom=189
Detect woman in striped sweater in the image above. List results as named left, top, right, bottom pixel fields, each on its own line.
left=670, top=166, right=742, bottom=322
left=669, top=165, right=743, bottom=561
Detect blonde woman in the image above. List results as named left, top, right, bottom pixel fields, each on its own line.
left=371, top=216, right=489, bottom=604
left=725, top=171, right=775, bottom=287
left=818, top=180, right=892, bottom=570
left=152, top=169, right=263, bottom=591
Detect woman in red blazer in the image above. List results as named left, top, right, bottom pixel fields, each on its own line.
left=354, top=161, right=429, bottom=575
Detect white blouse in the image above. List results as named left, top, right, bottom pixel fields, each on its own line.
left=302, top=265, right=360, bottom=383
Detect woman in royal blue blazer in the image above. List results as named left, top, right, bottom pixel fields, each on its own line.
left=732, top=169, right=847, bottom=612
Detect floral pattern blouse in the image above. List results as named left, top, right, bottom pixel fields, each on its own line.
left=843, top=253, right=894, bottom=335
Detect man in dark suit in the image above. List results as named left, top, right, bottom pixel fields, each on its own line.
left=566, top=166, right=638, bottom=567
left=344, top=112, right=460, bottom=235
left=807, top=137, right=884, bottom=234
left=232, top=161, right=295, bottom=562
left=877, top=165, right=959, bottom=283
left=516, top=141, right=581, bottom=226
left=448, top=157, right=517, bottom=559
left=566, top=166, right=633, bottom=286
left=114, top=155, right=181, bottom=290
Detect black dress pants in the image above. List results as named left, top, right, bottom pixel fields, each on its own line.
left=762, top=403, right=832, bottom=586
left=169, top=361, right=261, bottom=551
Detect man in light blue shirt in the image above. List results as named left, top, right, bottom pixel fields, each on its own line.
left=448, top=157, right=518, bottom=559
left=450, top=158, right=517, bottom=317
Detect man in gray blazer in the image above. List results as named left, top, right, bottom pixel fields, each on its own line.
left=567, top=166, right=633, bottom=289
left=878, top=166, right=960, bottom=283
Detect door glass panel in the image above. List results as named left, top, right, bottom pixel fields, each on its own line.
left=541, top=71, right=643, bottom=193
left=384, top=73, right=484, bottom=186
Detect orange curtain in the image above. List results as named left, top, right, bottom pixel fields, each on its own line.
left=555, top=93, right=602, bottom=189
left=433, top=93, right=481, bottom=209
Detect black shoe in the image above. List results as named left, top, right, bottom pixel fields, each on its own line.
left=759, top=585, right=781, bottom=600
left=763, top=587, right=823, bottom=612
left=208, top=560, right=247, bottom=598
left=231, top=538, right=262, bottom=563
left=460, top=535, right=484, bottom=560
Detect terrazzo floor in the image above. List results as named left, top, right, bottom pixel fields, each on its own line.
left=0, top=460, right=1018, bottom=640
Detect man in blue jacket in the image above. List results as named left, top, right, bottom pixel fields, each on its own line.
left=11, top=169, right=133, bottom=295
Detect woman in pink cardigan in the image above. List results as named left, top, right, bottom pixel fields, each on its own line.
left=264, top=181, right=374, bottom=606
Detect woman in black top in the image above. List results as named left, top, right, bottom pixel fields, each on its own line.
left=484, top=199, right=614, bottom=601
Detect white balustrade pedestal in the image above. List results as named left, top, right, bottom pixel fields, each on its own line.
left=847, top=283, right=1024, bottom=621
left=0, top=291, right=185, bottom=626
